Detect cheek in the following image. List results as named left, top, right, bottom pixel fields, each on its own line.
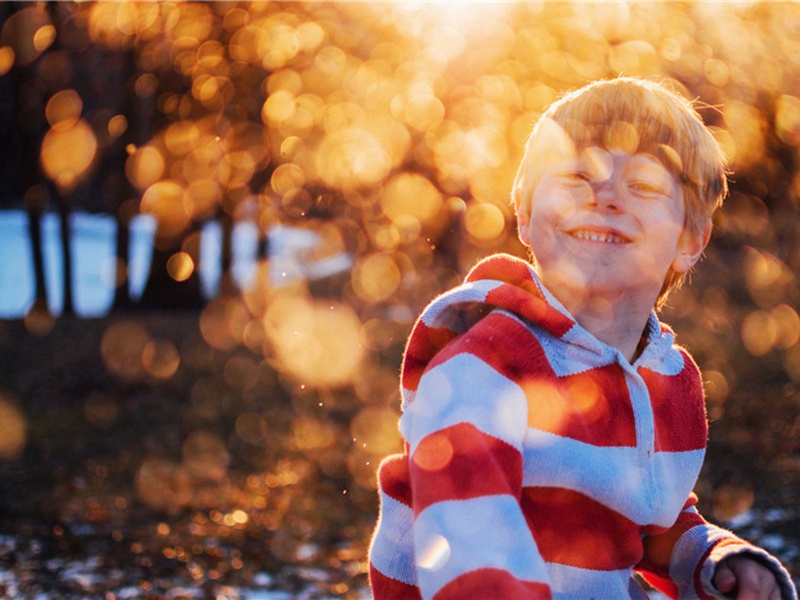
left=530, top=188, right=575, bottom=224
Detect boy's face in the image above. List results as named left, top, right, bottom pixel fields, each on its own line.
left=517, top=146, right=708, bottom=310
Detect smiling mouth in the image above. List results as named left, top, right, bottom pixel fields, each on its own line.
left=567, top=229, right=630, bottom=244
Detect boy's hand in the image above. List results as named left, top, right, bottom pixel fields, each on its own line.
left=713, top=554, right=782, bottom=600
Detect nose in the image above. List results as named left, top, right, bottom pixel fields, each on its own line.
left=588, top=175, right=620, bottom=210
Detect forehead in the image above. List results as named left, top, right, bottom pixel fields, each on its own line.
left=544, top=143, right=673, bottom=175
left=536, top=116, right=684, bottom=180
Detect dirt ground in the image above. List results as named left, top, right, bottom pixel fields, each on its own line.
left=0, top=313, right=379, bottom=599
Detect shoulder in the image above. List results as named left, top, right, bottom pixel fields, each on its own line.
left=427, top=308, right=550, bottom=383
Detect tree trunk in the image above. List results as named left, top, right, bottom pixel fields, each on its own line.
left=138, top=227, right=204, bottom=310
left=111, top=49, right=139, bottom=311
left=8, top=2, right=50, bottom=313
left=219, top=211, right=237, bottom=298
left=55, top=191, right=74, bottom=316
left=25, top=197, right=48, bottom=313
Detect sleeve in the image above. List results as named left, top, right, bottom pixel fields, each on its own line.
left=637, top=494, right=798, bottom=600
left=399, top=347, right=552, bottom=600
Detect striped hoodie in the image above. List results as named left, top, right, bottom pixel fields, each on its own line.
left=369, top=253, right=797, bottom=600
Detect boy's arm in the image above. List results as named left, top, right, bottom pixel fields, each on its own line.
left=637, top=494, right=797, bottom=600
left=402, top=349, right=552, bottom=600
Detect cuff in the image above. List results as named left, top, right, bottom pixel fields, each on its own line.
left=699, top=539, right=798, bottom=600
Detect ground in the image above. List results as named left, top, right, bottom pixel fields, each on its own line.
left=0, top=313, right=378, bottom=599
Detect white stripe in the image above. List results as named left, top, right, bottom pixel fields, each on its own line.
left=400, top=353, right=529, bottom=456
left=414, top=495, right=548, bottom=599
left=369, top=492, right=417, bottom=586
left=669, top=523, right=730, bottom=599
left=419, top=280, right=504, bottom=329
left=652, top=451, right=705, bottom=523
left=522, top=429, right=705, bottom=526
left=546, top=562, right=641, bottom=600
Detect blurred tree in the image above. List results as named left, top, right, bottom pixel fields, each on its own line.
left=3, top=3, right=51, bottom=315
left=43, top=2, right=74, bottom=316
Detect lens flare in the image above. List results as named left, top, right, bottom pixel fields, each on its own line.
left=416, top=534, right=450, bottom=572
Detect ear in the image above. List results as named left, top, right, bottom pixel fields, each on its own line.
left=672, top=221, right=712, bottom=274
left=515, top=190, right=532, bottom=246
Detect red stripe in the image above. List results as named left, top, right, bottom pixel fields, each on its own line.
left=639, top=352, right=707, bottom=452
left=521, top=487, right=642, bottom=570
left=410, top=422, right=522, bottom=515
left=485, top=283, right=574, bottom=338
left=466, top=253, right=536, bottom=286
left=403, top=321, right=458, bottom=392
left=465, top=254, right=574, bottom=337
left=526, top=365, right=637, bottom=447
left=638, top=571, right=679, bottom=599
left=378, top=453, right=412, bottom=507
left=693, top=542, right=720, bottom=600
left=640, top=495, right=704, bottom=572
left=434, top=568, right=551, bottom=600
left=369, top=564, right=422, bottom=600
left=426, top=312, right=551, bottom=381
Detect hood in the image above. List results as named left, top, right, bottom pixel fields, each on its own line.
left=400, top=253, right=677, bottom=406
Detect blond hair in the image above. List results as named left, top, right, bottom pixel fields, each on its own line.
left=512, top=77, right=728, bottom=305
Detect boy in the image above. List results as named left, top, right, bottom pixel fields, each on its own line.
left=368, top=78, right=798, bottom=600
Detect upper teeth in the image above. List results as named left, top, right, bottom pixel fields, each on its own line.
left=572, top=230, right=622, bottom=243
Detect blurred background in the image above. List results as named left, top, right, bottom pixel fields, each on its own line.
left=0, top=1, right=798, bottom=598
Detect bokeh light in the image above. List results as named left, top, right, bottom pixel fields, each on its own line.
left=1, top=6, right=52, bottom=65
left=0, top=395, right=27, bottom=460
left=40, top=118, right=97, bottom=192
left=264, top=294, right=365, bottom=388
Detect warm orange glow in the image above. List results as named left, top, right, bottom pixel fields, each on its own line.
left=166, top=251, right=195, bottom=282
left=40, top=119, right=97, bottom=192
left=0, top=7, right=51, bottom=65
left=382, top=173, right=443, bottom=226
left=101, top=321, right=150, bottom=380
left=140, top=180, right=190, bottom=241
left=412, top=431, right=454, bottom=472
left=135, top=458, right=192, bottom=512
left=126, top=145, right=166, bottom=191
left=183, top=179, right=222, bottom=220
left=315, top=126, right=396, bottom=190
left=723, top=100, right=765, bottom=169
left=292, top=417, right=337, bottom=451
left=0, top=46, right=13, bottom=75
left=352, top=252, right=402, bottom=303
left=264, top=294, right=365, bottom=388
left=33, top=24, right=56, bottom=52
left=0, top=396, right=27, bottom=460
left=88, top=2, right=138, bottom=49
left=108, top=115, right=129, bottom=139
left=46, top=90, right=83, bottom=130
left=199, top=297, right=251, bottom=351
left=351, top=406, right=402, bottom=457
left=142, top=339, right=181, bottom=379
left=164, top=121, right=202, bottom=157
left=464, top=202, right=506, bottom=242
left=182, top=431, right=230, bottom=482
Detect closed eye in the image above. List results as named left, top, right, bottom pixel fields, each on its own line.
left=559, top=171, right=591, bottom=183
left=628, top=181, right=668, bottom=196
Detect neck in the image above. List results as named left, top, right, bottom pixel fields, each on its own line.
left=557, top=290, right=655, bottom=363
